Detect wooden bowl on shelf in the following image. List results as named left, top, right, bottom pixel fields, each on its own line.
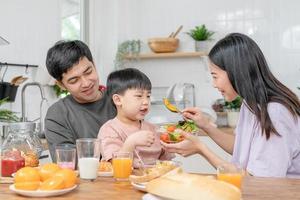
left=148, top=37, right=179, bottom=53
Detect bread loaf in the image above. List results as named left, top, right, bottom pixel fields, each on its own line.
left=129, top=161, right=178, bottom=183
left=146, top=169, right=241, bottom=200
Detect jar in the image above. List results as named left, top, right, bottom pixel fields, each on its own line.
left=1, top=122, right=43, bottom=176
left=1, top=150, right=25, bottom=177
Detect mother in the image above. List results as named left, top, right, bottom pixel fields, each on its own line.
left=162, top=33, right=300, bottom=178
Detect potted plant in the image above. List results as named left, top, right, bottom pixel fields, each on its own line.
left=211, top=98, right=227, bottom=127
left=114, top=40, right=141, bottom=69
left=225, top=96, right=242, bottom=127
left=186, top=24, right=215, bottom=52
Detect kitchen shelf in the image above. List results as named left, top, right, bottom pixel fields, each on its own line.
left=123, top=51, right=207, bottom=59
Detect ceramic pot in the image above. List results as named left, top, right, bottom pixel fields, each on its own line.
left=195, top=40, right=210, bottom=52
left=227, top=111, right=240, bottom=128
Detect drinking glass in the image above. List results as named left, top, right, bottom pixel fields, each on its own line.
left=217, top=163, right=244, bottom=189
left=55, top=144, right=76, bottom=170
left=112, top=152, right=133, bottom=181
left=76, top=138, right=100, bottom=180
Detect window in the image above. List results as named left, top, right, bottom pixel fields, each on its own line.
left=61, top=0, right=88, bottom=41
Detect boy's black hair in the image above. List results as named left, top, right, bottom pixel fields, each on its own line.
left=106, top=68, right=152, bottom=98
left=46, top=40, right=93, bottom=81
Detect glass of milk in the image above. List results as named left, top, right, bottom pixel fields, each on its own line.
left=76, top=138, right=100, bottom=180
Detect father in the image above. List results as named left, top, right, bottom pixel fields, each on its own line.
left=45, top=40, right=116, bottom=161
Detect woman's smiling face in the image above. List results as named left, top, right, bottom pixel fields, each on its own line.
left=209, top=61, right=238, bottom=102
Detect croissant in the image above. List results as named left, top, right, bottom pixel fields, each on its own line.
left=23, top=152, right=39, bottom=167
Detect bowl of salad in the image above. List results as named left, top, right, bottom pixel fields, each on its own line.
left=158, top=120, right=199, bottom=143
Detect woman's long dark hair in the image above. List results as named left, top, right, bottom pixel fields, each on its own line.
left=209, top=33, right=300, bottom=139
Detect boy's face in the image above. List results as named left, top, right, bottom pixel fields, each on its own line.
left=113, top=88, right=151, bottom=121
left=58, top=56, right=101, bottom=103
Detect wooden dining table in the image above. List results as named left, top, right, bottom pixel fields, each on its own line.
left=1, top=175, right=300, bottom=200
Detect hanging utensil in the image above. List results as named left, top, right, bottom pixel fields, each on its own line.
left=15, top=77, right=28, bottom=86
left=11, top=76, right=22, bottom=85
left=10, top=76, right=28, bottom=86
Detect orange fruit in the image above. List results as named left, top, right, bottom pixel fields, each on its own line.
left=39, top=163, right=61, bottom=181
left=53, top=169, right=77, bottom=188
left=15, top=167, right=40, bottom=183
left=14, top=181, right=40, bottom=191
left=39, top=176, right=65, bottom=190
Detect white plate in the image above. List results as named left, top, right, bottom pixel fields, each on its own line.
left=98, top=171, right=113, bottom=177
left=131, top=182, right=147, bottom=192
left=142, top=193, right=162, bottom=200
left=9, top=184, right=77, bottom=197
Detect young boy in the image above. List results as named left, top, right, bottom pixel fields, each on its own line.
left=98, top=68, right=173, bottom=168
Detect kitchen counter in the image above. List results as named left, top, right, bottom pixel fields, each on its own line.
left=1, top=175, right=300, bottom=200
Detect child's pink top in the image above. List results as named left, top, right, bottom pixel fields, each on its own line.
left=98, top=117, right=174, bottom=168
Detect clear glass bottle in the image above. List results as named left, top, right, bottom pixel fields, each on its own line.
left=1, top=122, right=43, bottom=176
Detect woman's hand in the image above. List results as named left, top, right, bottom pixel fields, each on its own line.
left=160, top=131, right=205, bottom=157
left=182, top=107, right=212, bottom=130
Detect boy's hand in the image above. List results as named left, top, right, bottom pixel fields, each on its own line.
left=129, top=130, right=155, bottom=147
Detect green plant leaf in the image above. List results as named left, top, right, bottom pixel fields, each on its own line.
left=225, top=96, right=242, bottom=111
left=0, top=109, right=20, bottom=122
left=0, top=97, right=9, bottom=107
left=52, top=84, right=69, bottom=98
left=186, top=24, right=215, bottom=41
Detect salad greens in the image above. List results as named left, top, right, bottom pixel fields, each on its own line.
left=176, top=120, right=199, bottom=133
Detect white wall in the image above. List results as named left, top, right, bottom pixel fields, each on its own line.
left=88, top=1, right=300, bottom=172
left=0, top=0, right=60, bottom=121
left=3, top=0, right=299, bottom=121
left=90, top=0, right=300, bottom=109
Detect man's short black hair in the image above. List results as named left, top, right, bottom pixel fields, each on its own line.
left=106, top=68, right=152, bottom=97
left=46, top=40, right=93, bottom=81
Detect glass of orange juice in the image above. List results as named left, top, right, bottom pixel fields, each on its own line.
left=112, top=152, right=133, bottom=181
left=217, top=163, right=244, bottom=189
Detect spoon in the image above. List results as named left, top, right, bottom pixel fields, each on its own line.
left=163, top=98, right=182, bottom=113
left=134, top=150, right=146, bottom=174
